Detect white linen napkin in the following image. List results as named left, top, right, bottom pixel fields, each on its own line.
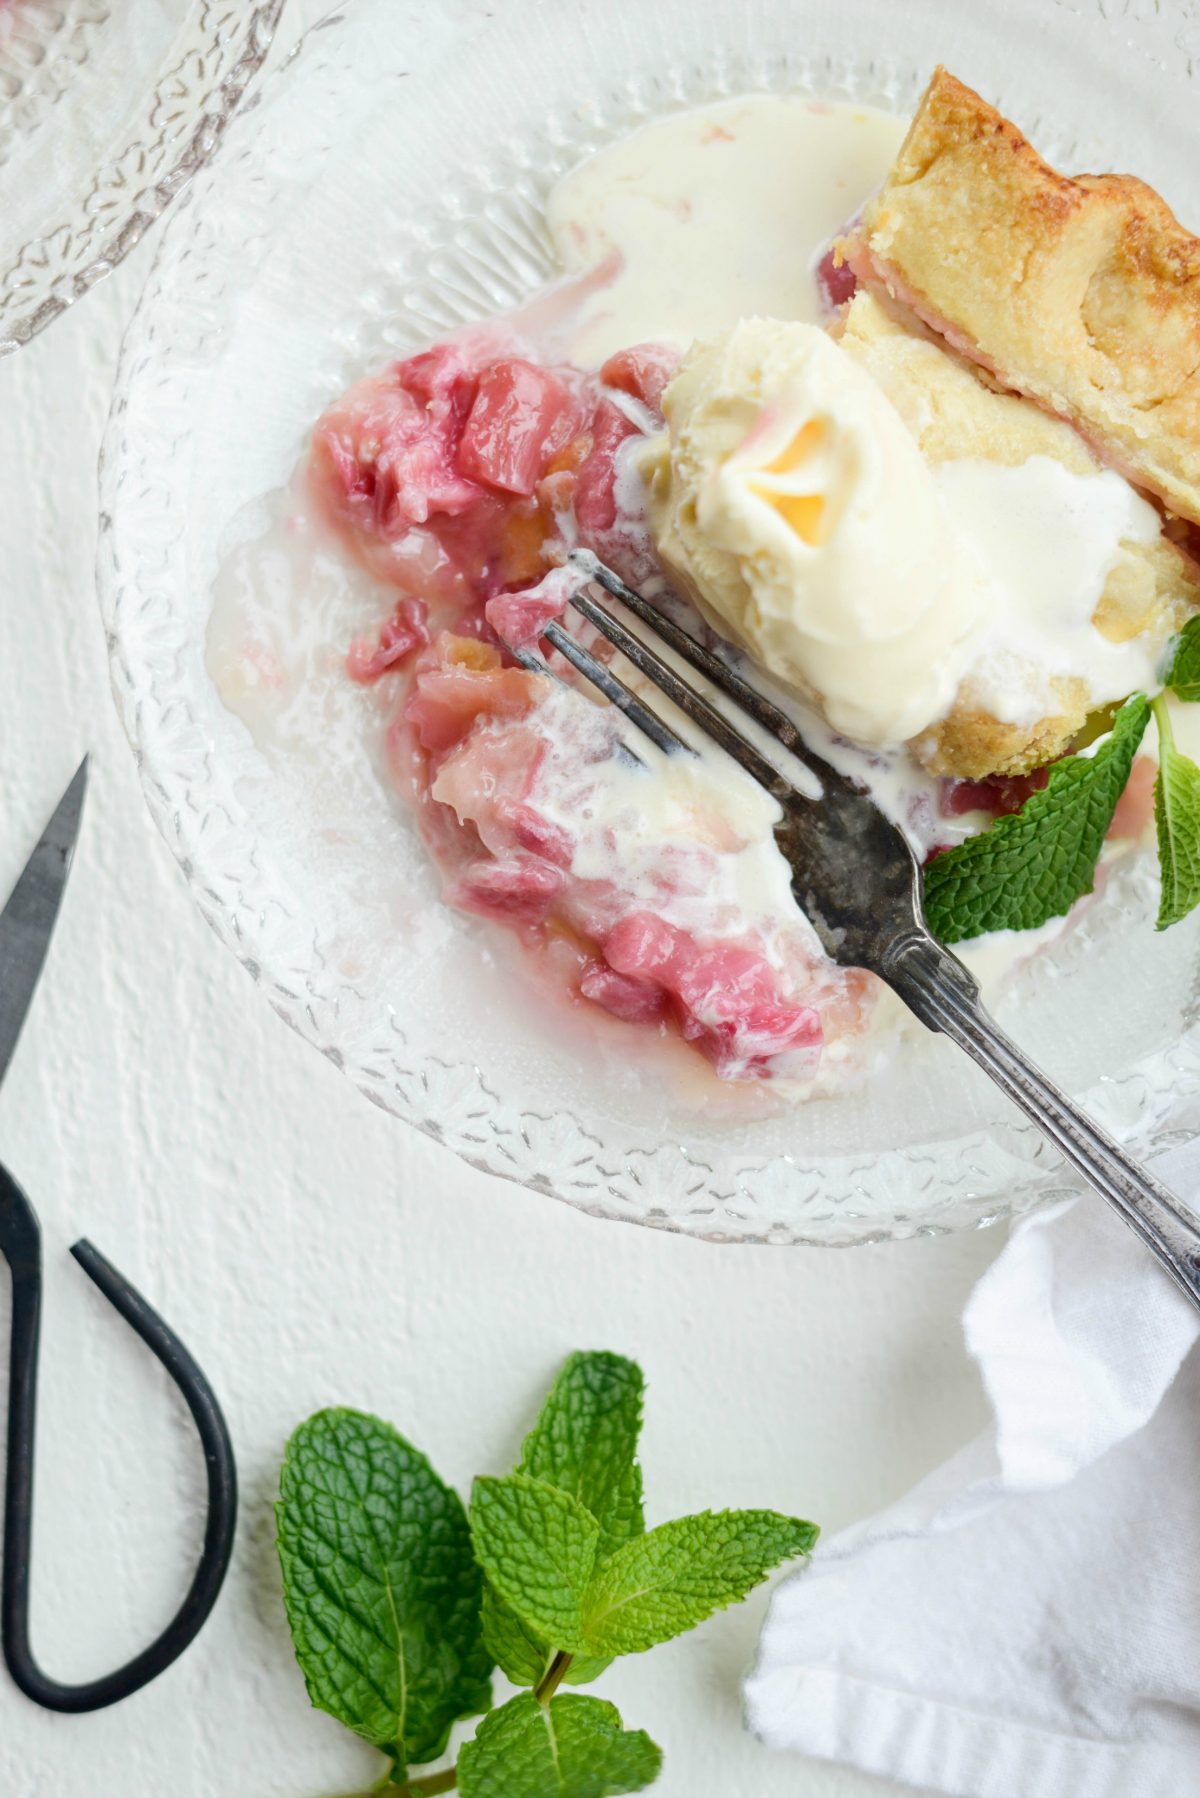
left=746, top=1149, right=1200, bottom=1798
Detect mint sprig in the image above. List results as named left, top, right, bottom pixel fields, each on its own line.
left=276, top=1409, right=492, bottom=1781
left=276, top=1354, right=817, bottom=1796
left=924, top=694, right=1151, bottom=944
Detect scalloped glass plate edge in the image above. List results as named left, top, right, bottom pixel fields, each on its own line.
left=0, top=0, right=286, bottom=355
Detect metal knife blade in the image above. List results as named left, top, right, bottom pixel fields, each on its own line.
left=0, top=758, right=88, bottom=1092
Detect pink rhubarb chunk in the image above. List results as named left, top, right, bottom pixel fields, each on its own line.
left=599, top=343, right=680, bottom=413
left=347, top=597, right=430, bottom=683
left=458, top=359, right=584, bottom=497
left=313, top=343, right=483, bottom=539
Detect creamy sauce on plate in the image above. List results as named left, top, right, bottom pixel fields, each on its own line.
left=547, top=95, right=905, bottom=364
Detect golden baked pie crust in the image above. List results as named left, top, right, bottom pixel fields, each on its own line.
left=852, top=67, right=1200, bottom=528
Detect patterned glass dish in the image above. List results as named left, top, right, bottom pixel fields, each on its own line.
left=0, top=0, right=285, bottom=353
left=99, top=0, right=1200, bottom=1244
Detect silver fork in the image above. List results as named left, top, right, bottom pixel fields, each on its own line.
left=515, top=548, right=1200, bottom=1306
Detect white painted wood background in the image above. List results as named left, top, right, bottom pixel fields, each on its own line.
left=0, top=12, right=1005, bottom=1795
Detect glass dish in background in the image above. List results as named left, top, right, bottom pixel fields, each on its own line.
left=98, top=0, right=1200, bottom=1244
left=0, top=0, right=285, bottom=353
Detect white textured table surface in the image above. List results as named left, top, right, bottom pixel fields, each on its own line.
left=0, top=38, right=1004, bottom=1798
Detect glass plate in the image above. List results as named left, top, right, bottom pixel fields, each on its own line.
left=0, top=0, right=285, bottom=353
left=98, top=0, right=1200, bottom=1244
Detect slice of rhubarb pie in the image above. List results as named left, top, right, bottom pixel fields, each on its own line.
left=847, top=67, right=1200, bottom=527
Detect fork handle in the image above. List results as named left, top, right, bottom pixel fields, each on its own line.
left=887, top=938, right=1200, bottom=1310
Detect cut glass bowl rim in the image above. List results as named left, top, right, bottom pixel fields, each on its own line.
left=0, top=0, right=286, bottom=356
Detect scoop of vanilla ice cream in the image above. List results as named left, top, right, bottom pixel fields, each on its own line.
left=639, top=317, right=989, bottom=745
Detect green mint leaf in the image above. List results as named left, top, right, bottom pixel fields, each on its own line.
left=1154, top=702, right=1200, bottom=928
left=581, top=1510, right=817, bottom=1657
left=277, top=1409, right=492, bottom=1774
left=470, top=1474, right=598, bottom=1653
left=1166, top=616, right=1200, bottom=702
left=518, top=1352, right=645, bottom=1563
left=923, top=693, right=1152, bottom=944
left=483, top=1352, right=639, bottom=1686
left=481, top=1583, right=553, bottom=1687
left=457, top=1692, right=661, bottom=1798
left=481, top=1583, right=613, bottom=1686
left=558, top=1649, right=617, bottom=1685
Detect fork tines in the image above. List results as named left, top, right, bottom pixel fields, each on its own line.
left=521, top=550, right=838, bottom=803
left=539, top=614, right=690, bottom=758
